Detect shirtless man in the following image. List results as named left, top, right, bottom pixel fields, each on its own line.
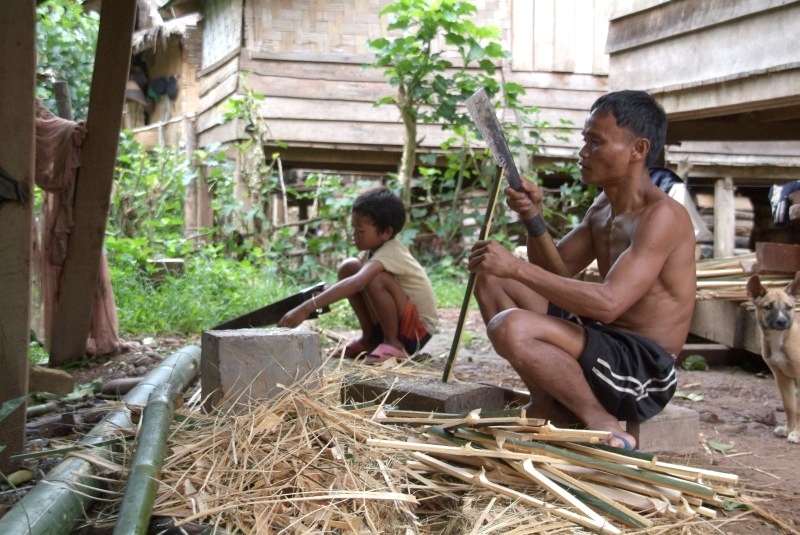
left=468, top=90, right=697, bottom=450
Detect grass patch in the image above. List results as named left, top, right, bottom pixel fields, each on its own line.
left=111, top=257, right=471, bottom=336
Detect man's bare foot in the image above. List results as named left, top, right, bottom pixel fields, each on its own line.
left=604, top=428, right=636, bottom=450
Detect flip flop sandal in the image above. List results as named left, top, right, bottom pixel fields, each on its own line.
left=610, top=433, right=636, bottom=451
left=363, top=343, right=407, bottom=365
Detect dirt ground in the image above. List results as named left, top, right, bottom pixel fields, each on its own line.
left=10, top=308, right=800, bottom=534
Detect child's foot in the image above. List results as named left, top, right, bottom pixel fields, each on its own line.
left=341, top=338, right=376, bottom=358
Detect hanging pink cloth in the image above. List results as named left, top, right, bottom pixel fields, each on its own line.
left=34, top=99, right=122, bottom=356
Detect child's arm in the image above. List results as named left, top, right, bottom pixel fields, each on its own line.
left=277, top=260, right=385, bottom=328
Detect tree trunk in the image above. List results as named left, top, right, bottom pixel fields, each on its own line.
left=398, top=103, right=418, bottom=207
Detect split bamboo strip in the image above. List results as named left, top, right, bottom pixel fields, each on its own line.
left=451, top=427, right=720, bottom=502
left=539, top=463, right=658, bottom=525
left=512, top=458, right=608, bottom=526
left=412, top=452, right=622, bottom=535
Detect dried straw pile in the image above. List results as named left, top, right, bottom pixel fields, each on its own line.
left=94, top=359, right=744, bottom=534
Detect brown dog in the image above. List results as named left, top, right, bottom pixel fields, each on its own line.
left=746, top=273, right=800, bottom=443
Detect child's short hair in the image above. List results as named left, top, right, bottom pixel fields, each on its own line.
left=352, top=186, right=406, bottom=236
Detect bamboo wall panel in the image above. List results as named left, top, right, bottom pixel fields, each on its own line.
left=202, top=0, right=242, bottom=68
left=193, top=0, right=611, bottom=168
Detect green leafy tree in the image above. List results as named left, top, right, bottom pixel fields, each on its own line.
left=368, top=0, right=514, bottom=204
left=36, top=0, right=99, bottom=119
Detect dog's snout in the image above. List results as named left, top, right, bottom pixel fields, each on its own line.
left=766, top=310, right=792, bottom=330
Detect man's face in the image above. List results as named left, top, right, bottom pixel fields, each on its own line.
left=578, top=112, right=639, bottom=185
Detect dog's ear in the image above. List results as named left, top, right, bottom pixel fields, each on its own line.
left=787, top=271, right=800, bottom=298
left=746, top=275, right=766, bottom=300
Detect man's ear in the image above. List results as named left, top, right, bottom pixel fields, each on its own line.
left=631, top=138, right=650, bottom=163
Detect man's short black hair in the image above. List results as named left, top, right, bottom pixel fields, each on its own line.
left=591, top=90, right=667, bottom=167
left=352, top=186, right=406, bottom=236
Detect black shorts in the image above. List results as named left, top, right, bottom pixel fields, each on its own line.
left=577, top=322, right=677, bottom=422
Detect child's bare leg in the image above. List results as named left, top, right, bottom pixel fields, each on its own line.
left=338, top=258, right=376, bottom=345
left=365, top=271, right=407, bottom=350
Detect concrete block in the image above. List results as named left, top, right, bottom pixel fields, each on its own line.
left=202, top=327, right=321, bottom=412
left=342, top=375, right=506, bottom=414
left=627, top=404, right=700, bottom=454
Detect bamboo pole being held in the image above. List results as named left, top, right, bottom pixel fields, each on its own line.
left=114, top=383, right=178, bottom=535
left=0, top=345, right=201, bottom=535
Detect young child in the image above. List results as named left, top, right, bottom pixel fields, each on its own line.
left=278, top=186, right=439, bottom=364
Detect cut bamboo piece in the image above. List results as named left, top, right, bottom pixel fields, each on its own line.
left=114, top=383, right=178, bottom=535
left=512, top=458, right=607, bottom=525
left=540, top=464, right=658, bottom=524
left=451, top=427, right=719, bottom=502
left=412, top=452, right=623, bottom=535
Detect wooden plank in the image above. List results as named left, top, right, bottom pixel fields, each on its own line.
left=0, top=0, right=35, bottom=473
left=240, top=54, right=387, bottom=82
left=198, top=54, right=240, bottom=97
left=690, top=299, right=760, bottom=355
left=198, top=71, right=239, bottom=113
left=755, top=242, right=800, bottom=274
left=608, top=5, right=800, bottom=92
left=533, top=0, right=555, bottom=71
left=552, top=0, right=578, bottom=73
left=244, top=72, right=412, bottom=102
left=606, top=0, right=796, bottom=54
left=572, top=1, right=596, bottom=74
left=49, top=0, right=137, bottom=363
left=511, top=0, right=534, bottom=71
left=592, top=0, right=611, bottom=75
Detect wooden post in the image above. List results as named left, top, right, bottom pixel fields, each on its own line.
left=49, top=0, right=137, bottom=363
left=0, top=0, right=35, bottom=473
left=713, top=176, right=735, bottom=258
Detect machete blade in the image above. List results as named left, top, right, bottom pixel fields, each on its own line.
left=211, top=282, right=327, bottom=330
left=465, top=88, right=523, bottom=191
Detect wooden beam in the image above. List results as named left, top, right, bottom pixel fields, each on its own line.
left=49, top=0, right=136, bottom=363
left=0, top=0, right=35, bottom=473
left=667, top=118, right=800, bottom=143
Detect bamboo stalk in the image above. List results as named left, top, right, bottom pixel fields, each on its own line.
left=114, top=383, right=178, bottom=535
left=0, top=345, right=201, bottom=535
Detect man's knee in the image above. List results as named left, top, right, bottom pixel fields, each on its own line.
left=487, top=309, right=530, bottom=352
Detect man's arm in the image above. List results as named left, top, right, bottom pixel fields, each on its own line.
left=470, top=198, right=685, bottom=323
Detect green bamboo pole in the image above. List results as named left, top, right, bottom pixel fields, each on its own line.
left=113, top=383, right=177, bottom=535
left=0, top=345, right=201, bottom=535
